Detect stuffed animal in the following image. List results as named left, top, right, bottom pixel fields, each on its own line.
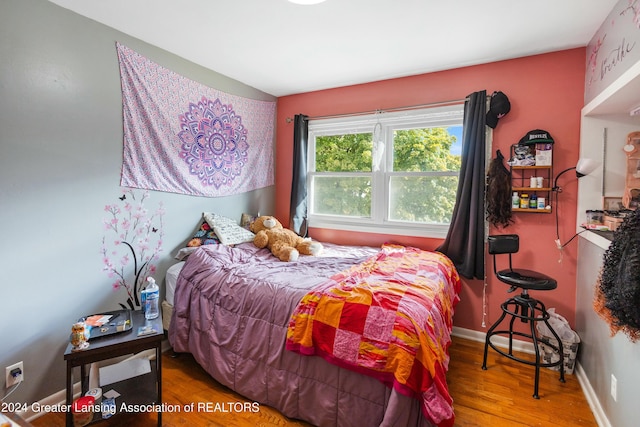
left=250, top=215, right=323, bottom=262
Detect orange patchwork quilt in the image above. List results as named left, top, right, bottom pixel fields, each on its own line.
left=286, top=244, right=461, bottom=427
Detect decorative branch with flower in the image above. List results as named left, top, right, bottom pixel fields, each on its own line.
left=101, top=190, right=165, bottom=310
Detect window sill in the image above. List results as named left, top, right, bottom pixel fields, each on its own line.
left=309, top=218, right=449, bottom=239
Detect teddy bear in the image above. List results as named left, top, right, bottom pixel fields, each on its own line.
left=249, top=215, right=323, bottom=262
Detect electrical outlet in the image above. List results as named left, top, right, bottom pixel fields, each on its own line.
left=611, top=374, right=617, bottom=402
left=5, top=361, right=23, bottom=388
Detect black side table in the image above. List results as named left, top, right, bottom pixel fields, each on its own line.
left=64, top=310, right=163, bottom=427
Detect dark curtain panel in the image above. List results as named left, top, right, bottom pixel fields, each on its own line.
left=437, top=91, right=487, bottom=279
left=289, top=114, right=309, bottom=236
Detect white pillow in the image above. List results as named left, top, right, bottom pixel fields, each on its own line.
left=203, top=212, right=236, bottom=228
left=203, top=212, right=255, bottom=245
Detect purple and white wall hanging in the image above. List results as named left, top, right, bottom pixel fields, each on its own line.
left=116, top=42, right=275, bottom=197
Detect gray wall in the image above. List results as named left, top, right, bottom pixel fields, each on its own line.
left=0, top=0, right=276, bottom=405
left=576, top=237, right=640, bottom=427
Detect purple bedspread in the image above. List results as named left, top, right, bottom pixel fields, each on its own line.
left=169, top=243, right=436, bottom=427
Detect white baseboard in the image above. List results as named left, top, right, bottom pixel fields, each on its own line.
left=22, top=342, right=171, bottom=422
left=575, top=362, right=612, bottom=427
left=452, top=325, right=535, bottom=354
left=26, top=332, right=611, bottom=427
left=452, top=326, right=611, bottom=427
left=22, top=381, right=82, bottom=422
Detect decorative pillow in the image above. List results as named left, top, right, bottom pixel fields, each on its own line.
left=203, top=212, right=255, bottom=245
left=203, top=212, right=237, bottom=229
left=213, top=223, right=255, bottom=245
left=186, top=220, right=220, bottom=248
left=240, top=212, right=257, bottom=230
left=173, top=220, right=221, bottom=260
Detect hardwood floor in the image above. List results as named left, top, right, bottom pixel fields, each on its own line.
left=447, top=338, right=596, bottom=427
left=31, top=337, right=596, bottom=427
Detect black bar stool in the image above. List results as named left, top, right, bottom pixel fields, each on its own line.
left=482, top=234, right=565, bottom=398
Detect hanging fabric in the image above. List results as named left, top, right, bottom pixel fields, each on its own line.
left=116, top=43, right=275, bottom=197
left=436, top=90, right=487, bottom=280
left=289, top=114, right=309, bottom=236
left=486, top=149, right=513, bottom=228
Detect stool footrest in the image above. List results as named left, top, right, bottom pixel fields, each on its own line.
left=482, top=293, right=566, bottom=399
left=486, top=332, right=563, bottom=369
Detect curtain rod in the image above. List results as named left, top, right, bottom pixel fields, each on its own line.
left=285, top=97, right=470, bottom=123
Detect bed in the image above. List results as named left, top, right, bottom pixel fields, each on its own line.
left=167, top=240, right=460, bottom=427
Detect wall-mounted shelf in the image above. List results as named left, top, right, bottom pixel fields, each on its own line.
left=511, top=207, right=552, bottom=213
left=512, top=186, right=553, bottom=192
left=510, top=146, right=553, bottom=213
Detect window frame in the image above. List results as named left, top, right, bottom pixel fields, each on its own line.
left=307, top=104, right=465, bottom=238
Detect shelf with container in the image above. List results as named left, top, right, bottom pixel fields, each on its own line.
left=509, top=144, right=553, bottom=213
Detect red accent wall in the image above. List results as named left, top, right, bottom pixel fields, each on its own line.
left=275, top=49, right=586, bottom=333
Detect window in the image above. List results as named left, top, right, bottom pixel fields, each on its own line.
left=307, top=104, right=464, bottom=238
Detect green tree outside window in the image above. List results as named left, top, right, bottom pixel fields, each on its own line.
left=312, top=127, right=460, bottom=223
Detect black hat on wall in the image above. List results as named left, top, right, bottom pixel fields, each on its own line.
left=518, top=129, right=555, bottom=145
left=486, top=91, right=511, bottom=129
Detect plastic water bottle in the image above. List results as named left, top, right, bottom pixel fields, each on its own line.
left=144, top=277, right=159, bottom=320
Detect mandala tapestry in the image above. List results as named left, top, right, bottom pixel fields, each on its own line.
left=116, top=42, right=275, bottom=197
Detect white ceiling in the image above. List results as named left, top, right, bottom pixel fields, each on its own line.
left=47, top=0, right=617, bottom=97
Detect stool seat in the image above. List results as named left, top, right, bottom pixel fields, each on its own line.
left=496, top=268, right=557, bottom=291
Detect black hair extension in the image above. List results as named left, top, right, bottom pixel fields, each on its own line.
left=594, top=209, right=640, bottom=342
left=486, top=150, right=513, bottom=228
